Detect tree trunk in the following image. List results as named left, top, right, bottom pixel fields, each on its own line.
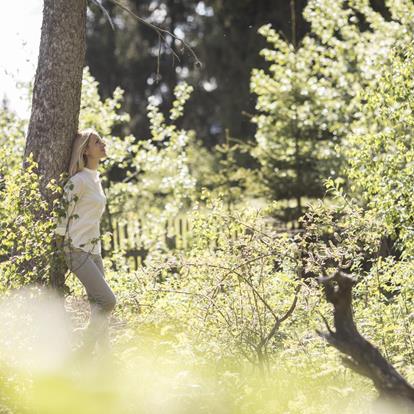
left=24, top=0, right=87, bottom=294
left=317, top=270, right=414, bottom=407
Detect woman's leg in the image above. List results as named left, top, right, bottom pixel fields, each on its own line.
left=64, top=249, right=116, bottom=355
left=90, top=254, right=116, bottom=353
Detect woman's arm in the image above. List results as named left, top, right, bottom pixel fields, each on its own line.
left=54, top=174, right=85, bottom=239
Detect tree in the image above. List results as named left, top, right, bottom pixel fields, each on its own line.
left=297, top=184, right=414, bottom=407
left=250, top=0, right=414, bottom=223
left=24, top=0, right=87, bottom=294
left=344, top=41, right=414, bottom=260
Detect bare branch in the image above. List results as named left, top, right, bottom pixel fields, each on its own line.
left=89, top=0, right=115, bottom=30
left=106, top=0, right=202, bottom=80
left=279, top=284, right=301, bottom=323
left=258, top=284, right=301, bottom=350
left=317, top=310, right=334, bottom=335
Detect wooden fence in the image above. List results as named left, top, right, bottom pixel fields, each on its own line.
left=102, top=213, right=299, bottom=271
left=102, top=215, right=192, bottom=269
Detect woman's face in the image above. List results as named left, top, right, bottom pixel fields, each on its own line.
left=85, top=133, right=107, bottom=160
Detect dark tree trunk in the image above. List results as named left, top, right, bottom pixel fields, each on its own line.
left=317, top=270, right=414, bottom=407
left=23, top=0, right=87, bottom=294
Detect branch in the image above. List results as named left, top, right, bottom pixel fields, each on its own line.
left=106, top=0, right=202, bottom=80
left=89, top=0, right=115, bottom=30
left=258, top=284, right=301, bottom=350
left=279, top=284, right=301, bottom=323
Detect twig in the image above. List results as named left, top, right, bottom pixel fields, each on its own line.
left=89, top=0, right=115, bottom=30
left=107, top=0, right=202, bottom=80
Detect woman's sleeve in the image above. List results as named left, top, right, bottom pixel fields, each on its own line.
left=54, top=174, right=85, bottom=236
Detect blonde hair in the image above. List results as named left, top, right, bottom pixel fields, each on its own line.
left=68, top=128, right=97, bottom=177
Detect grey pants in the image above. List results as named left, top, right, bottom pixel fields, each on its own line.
left=63, top=246, right=117, bottom=353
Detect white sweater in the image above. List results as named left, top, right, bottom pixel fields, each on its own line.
left=54, top=167, right=107, bottom=255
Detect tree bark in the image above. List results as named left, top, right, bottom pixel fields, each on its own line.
left=24, top=0, right=87, bottom=294
left=317, top=269, right=414, bottom=407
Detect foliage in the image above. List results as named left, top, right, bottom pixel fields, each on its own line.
left=130, top=81, right=197, bottom=212
left=141, top=195, right=298, bottom=366
left=106, top=81, right=201, bottom=252
left=354, top=257, right=414, bottom=382
left=0, top=285, right=376, bottom=414
left=296, top=179, right=414, bottom=383
left=343, top=43, right=414, bottom=259
left=0, top=154, right=61, bottom=291
left=0, top=109, right=26, bottom=181
left=198, top=130, right=265, bottom=211
left=250, top=0, right=414, bottom=222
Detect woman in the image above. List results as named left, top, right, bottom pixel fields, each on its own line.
left=54, top=128, right=116, bottom=358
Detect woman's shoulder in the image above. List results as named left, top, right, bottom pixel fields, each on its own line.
left=65, top=171, right=86, bottom=191
left=68, top=171, right=85, bottom=182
